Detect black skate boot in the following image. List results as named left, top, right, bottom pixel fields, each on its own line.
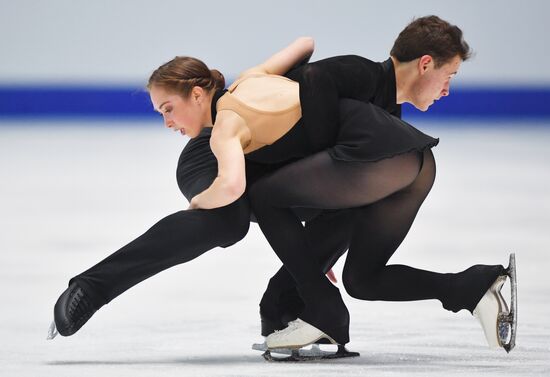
left=443, top=264, right=506, bottom=314
left=49, top=282, right=99, bottom=338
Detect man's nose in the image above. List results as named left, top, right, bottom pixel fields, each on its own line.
left=441, top=83, right=450, bottom=97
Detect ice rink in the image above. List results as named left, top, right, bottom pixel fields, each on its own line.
left=1, top=121, right=549, bottom=376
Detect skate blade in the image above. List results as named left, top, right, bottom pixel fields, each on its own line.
left=253, top=341, right=341, bottom=357
left=253, top=341, right=291, bottom=355
left=262, top=345, right=359, bottom=362
left=268, top=337, right=336, bottom=351
left=500, top=253, right=517, bottom=353
left=267, top=331, right=338, bottom=351
left=47, top=320, right=58, bottom=340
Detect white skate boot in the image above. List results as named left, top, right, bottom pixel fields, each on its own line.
left=266, top=318, right=336, bottom=350
left=258, top=320, right=358, bottom=361
left=473, top=253, right=517, bottom=352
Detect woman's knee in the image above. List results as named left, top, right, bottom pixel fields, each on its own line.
left=342, top=269, right=364, bottom=299
left=342, top=270, right=381, bottom=301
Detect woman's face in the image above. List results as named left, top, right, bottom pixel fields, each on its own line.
left=149, top=85, right=205, bottom=138
left=410, top=55, right=462, bottom=111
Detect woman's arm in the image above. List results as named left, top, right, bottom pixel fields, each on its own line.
left=241, top=37, right=315, bottom=77
left=189, top=112, right=249, bottom=209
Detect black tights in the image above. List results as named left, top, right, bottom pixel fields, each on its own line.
left=250, top=145, right=425, bottom=343
left=342, top=149, right=441, bottom=301
left=263, top=149, right=442, bottom=301
left=260, top=149, right=505, bottom=331
left=250, top=150, right=423, bottom=286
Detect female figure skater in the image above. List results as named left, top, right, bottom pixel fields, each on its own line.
left=49, top=36, right=316, bottom=339
left=51, top=16, right=513, bottom=352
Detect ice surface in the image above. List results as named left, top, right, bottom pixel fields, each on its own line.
left=1, top=121, right=549, bottom=376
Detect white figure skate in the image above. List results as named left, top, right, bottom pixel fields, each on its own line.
left=256, top=318, right=358, bottom=361
left=473, top=253, right=517, bottom=352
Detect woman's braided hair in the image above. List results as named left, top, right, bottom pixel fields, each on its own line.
left=147, top=56, right=225, bottom=97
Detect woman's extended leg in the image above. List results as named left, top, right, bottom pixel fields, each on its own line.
left=250, top=133, right=423, bottom=344
left=342, top=150, right=504, bottom=313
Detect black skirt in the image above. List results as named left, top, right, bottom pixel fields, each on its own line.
left=327, top=99, right=438, bottom=162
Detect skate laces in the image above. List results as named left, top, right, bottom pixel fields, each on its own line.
left=68, top=287, right=96, bottom=330
left=272, top=319, right=303, bottom=335
left=287, top=319, right=302, bottom=329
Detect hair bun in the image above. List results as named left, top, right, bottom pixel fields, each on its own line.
left=210, top=69, right=225, bottom=90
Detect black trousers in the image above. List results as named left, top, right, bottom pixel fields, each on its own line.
left=69, top=57, right=503, bottom=331
left=70, top=128, right=249, bottom=306
left=69, top=128, right=346, bottom=308
left=71, top=126, right=502, bottom=330
left=258, top=148, right=503, bottom=325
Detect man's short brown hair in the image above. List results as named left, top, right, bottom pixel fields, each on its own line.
left=390, top=15, right=472, bottom=67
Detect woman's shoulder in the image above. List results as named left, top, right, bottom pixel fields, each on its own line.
left=211, top=110, right=251, bottom=150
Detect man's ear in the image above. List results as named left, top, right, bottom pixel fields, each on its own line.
left=418, top=55, right=433, bottom=75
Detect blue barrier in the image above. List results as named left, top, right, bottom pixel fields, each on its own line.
left=1, top=85, right=549, bottom=120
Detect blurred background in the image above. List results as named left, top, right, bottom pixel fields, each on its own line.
left=1, top=0, right=549, bottom=119
left=1, top=1, right=549, bottom=376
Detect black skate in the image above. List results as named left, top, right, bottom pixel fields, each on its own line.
left=252, top=341, right=359, bottom=362
left=47, top=282, right=98, bottom=339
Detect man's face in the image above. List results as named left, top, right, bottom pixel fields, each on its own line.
left=411, top=55, right=462, bottom=111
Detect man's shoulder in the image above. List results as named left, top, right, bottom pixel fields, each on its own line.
left=311, top=54, right=379, bottom=66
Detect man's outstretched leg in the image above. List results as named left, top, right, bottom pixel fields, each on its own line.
left=51, top=129, right=251, bottom=337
